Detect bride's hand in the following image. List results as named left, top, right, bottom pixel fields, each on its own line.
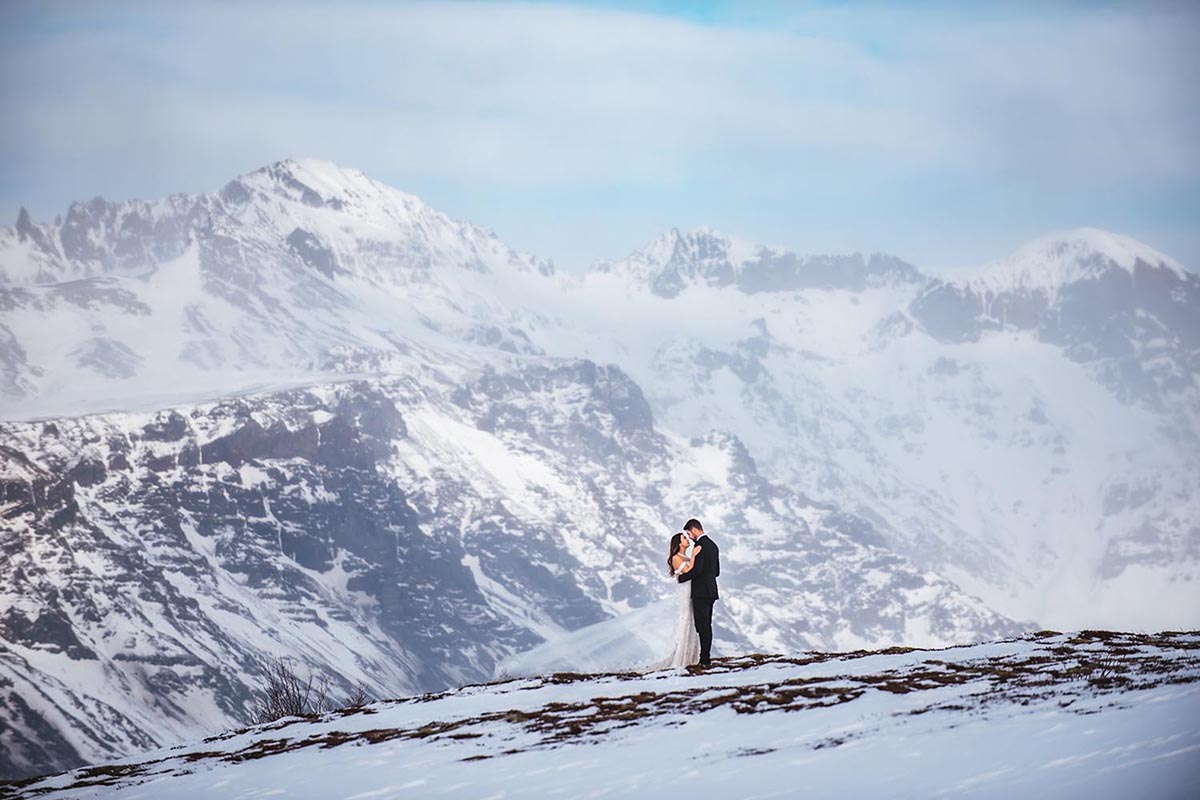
left=690, top=544, right=702, bottom=559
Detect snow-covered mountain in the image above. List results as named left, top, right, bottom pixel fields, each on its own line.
left=535, top=225, right=1199, bottom=631
left=0, top=159, right=550, bottom=415
left=0, top=363, right=1023, bottom=780
left=1, top=158, right=1197, bottom=780
left=912, top=227, right=1198, bottom=408
left=6, top=630, right=1199, bottom=799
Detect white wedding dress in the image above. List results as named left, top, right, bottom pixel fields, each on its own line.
left=495, top=548, right=701, bottom=677
left=647, top=559, right=700, bottom=670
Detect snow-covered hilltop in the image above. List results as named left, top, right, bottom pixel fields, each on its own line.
left=6, top=631, right=1198, bottom=799
left=1, top=158, right=1197, bottom=781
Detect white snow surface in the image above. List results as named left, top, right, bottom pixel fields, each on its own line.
left=9, top=632, right=1199, bottom=800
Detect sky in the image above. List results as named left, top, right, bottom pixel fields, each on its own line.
left=1, top=0, right=1198, bottom=273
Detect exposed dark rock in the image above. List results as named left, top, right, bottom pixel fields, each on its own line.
left=286, top=228, right=341, bottom=279
left=142, top=412, right=189, bottom=442
left=67, top=459, right=106, bottom=488
left=0, top=609, right=97, bottom=661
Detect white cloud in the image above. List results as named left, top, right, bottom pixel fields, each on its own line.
left=1, top=1, right=1197, bottom=268
left=7, top=3, right=1194, bottom=177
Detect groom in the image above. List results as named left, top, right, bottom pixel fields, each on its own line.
left=677, top=518, right=719, bottom=666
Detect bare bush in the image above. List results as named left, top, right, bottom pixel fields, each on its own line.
left=252, top=657, right=331, bottom=724
left=345, top=684, right=371, bottom=709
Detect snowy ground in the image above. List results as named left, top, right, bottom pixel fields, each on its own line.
left=4, top=631, right=1197, bottom=800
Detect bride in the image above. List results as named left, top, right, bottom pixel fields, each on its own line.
left=651, top=531, right=702, bottom=669
left=494, top=532, right=704, bottom=677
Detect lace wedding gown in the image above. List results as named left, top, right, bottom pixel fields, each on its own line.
left=646, top=561, right=700, bottom=670
left=495, top=552, right=701, bottom=677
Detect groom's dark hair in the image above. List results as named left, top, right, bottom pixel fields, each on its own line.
left=683, top=519, right=703, bottom=533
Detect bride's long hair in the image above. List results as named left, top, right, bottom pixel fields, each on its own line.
left=666, top=532, right=685, bottom=575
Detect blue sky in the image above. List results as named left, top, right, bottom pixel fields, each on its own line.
left=1, top=0, right=1197, bottom=272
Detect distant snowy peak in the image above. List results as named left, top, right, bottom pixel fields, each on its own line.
left=0, top=158, right=553, bottom=287
left=643, top=226, right=762, bottom=270
left=592, top=227, right=758, bottom=296
left=958, top=228, right=1191, bottom=295
left=595, top=227, right=923, bottom=297
left=218, top=157, right=555, bottom=279
left=232, top=158, right=381, bottom=207
left=222, top=158, right=431, bottom=231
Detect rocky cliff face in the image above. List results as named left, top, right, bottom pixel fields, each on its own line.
left=0, top=380, right=513, bottom=779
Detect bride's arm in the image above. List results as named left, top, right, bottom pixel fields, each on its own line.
left=676, top=545, right=702, bottom=581
left=673, top=546, right=701, bottom=575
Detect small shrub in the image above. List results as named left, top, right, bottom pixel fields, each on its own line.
left=345, top=684, right=371, bottom=709
left=253, top=657, right=331, bottom=724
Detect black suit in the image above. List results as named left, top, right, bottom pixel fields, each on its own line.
left=677, top=534, right=719, bottom=664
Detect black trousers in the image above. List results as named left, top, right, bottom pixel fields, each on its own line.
left=692, top=596, right=716, bottom=664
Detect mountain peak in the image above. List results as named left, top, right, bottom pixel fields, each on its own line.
left=961, top=227, right=1190, bottom=292
left=212, top=159, right=556, bottom=279
left=593, top=226, right=763, bottom=294
left=15, top=206, right=34, bottom=238
left=644, top=226, right=760, bottom=263
left=226, top=157, right=416, bottom=214
left=267, top=157, right=371, bottom=192
left=595, top=227, right=921, bottom=297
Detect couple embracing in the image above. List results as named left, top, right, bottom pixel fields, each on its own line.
left=659, top=518, right=720, bottom=669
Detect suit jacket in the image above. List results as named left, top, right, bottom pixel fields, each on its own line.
left=677, top=534, right=719, bottom=599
